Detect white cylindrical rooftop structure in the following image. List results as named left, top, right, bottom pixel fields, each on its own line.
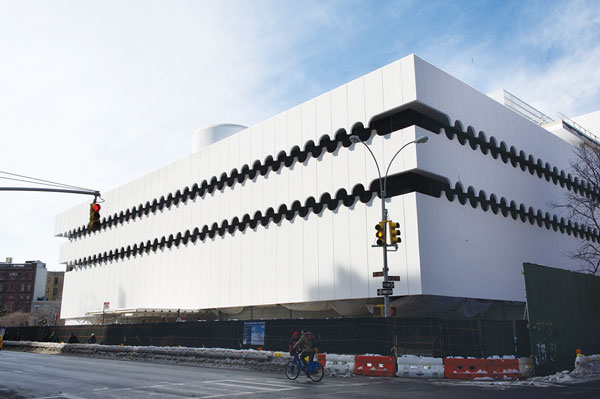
left=193, top=124, right=247, bottom=152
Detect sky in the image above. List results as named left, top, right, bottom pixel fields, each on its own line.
left=1, top=0, right=599, bottom=271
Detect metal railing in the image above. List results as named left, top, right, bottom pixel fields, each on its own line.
left=502, top=90, right=554, bottom=125
left=558, top=112, right=600, bottom=144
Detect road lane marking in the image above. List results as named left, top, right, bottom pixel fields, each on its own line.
left=212, top=381, right=298, bottom=390
left=238, top=379, right=297, bottom=388
left=211, top=382, right=302, bottom=393
left=201, top=391, right=259, bottom=399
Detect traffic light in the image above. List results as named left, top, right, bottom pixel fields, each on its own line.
left=373, top=305, right=383, bottom=317
left=89, top=203, right=101, bottom=231
left=373, top=305, right=397, bottom=317
left=375, top=221, right=386, bottom=246
left=388, top=221, right=401, bottom=245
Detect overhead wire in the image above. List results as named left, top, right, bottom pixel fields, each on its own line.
left=0, top=175, right=94, bottom=190
left=0, top=170, right=97, bottom=193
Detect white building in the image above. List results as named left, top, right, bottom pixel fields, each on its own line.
left=55, top=54, right=600, bottom=324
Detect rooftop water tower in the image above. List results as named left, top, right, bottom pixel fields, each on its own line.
left=192, top=124, right=247, bottom=152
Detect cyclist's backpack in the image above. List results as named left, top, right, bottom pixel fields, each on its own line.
left=307, top=332, right=320, bottom=350
left=289, top=331, right=300, bottom=353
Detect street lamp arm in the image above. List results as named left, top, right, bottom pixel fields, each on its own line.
left=383, top=136, right=428, bottom=194
left=355, top=139, right=383, bottom=196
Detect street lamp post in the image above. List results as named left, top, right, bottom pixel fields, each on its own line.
left=350, top=132, right=428, bottom=317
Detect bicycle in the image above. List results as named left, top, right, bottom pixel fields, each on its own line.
left=284, top=352, right=324, bottom=382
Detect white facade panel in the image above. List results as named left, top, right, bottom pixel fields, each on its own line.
left=317, top=209, right=335, bottom=299
left=332, top=206, right=351, bottom=299
left=302, top=213, right=320, bottom=301
left=275, top=220, right=291, bottom=304
left=364, top=68, right=385, bottom=125
left=330, top=85, right=349, bottom=135
left=251, top=226, right=265, bottom=305
left=263, top=223, right=277, bottom=305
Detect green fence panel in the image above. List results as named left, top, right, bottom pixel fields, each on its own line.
left=524, top=263, right=600, bottom=375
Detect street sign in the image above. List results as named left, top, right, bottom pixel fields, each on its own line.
left=382, top=281, right=395, bottom=289
left=377, top=288, right=393, bottom=296
left=388, top=276, right=400, bottom=281
left=372, top=271, right=384, bottom=277
left=103, top=302, right=110, bottom=310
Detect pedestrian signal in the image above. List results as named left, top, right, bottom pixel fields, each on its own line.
left=388, top=221, right=401, bottom=245
left=89, top=203, right=101, bottom=231
left=375, top=222, right=386, bottom=246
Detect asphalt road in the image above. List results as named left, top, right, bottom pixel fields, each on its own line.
left=1, top=351, right=600, bottom=398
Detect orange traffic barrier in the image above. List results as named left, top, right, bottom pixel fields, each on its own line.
left=443, top=358, right=490, bottom=379
left=489, top=359, right=520, bottom=379
left=444, top=358, right=521, bottom=380
left=317, top=353, right=326, bottom=368
left=354, top=355, right=396, bottom=377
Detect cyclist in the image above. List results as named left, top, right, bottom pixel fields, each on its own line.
left=293, top=329, right=316, bottom=375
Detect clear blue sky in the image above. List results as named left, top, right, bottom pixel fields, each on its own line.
left=1, top=0, right=599, bottom=270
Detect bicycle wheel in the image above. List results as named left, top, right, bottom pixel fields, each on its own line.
left=285, top=360, right=300, bottom=380
left=308, top=362, right=324, bottom=382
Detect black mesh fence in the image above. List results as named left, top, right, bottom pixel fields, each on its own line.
left=4, top=316, right=526, bottom=358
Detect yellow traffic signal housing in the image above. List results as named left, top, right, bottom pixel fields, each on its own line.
left=89, top=203, right=101, bottom=231
left=388, top=221, right=401, bottom=245
left=375, top=221, right=386, bottom=246
left=373, top=305, right=397, bottom=317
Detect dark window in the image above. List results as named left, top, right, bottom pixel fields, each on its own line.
left=54, top=277, right=58, bottom=284
left=20, top=284, right=24, bottom=292
left=53, top=288, right=57, bottom=295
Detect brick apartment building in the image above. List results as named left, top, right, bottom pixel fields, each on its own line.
left=0, top=259, right=47, bottom=313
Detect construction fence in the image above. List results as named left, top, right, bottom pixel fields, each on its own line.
left=4, top=316, right=529, bottom=359
left=523, top=262, right=600, bottom=375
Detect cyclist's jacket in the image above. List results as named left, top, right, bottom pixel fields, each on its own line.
left=294, top=333, right=316, bottom=352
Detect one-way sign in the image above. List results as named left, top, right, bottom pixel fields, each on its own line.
left=382, top=281, right=394, bottom=289
left=377, top=288, right=393, bottom=296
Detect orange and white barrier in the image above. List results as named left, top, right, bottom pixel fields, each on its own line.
left=354, top=355, right=396, bottom=377
left=443, top=358, right=490, bottom=379
left=489, top=358, right=520, bottom=379
left=397, top=356, right=444, bottom=378
left=324, top=354, right=355, bottom=374
left=444, top=357, right=525, bottom=380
